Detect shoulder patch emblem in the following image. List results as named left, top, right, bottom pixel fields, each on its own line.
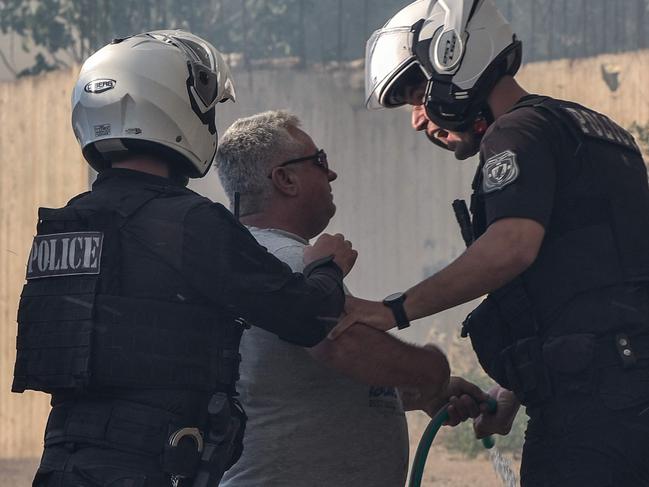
left=482, top=150, right=519, bottom=193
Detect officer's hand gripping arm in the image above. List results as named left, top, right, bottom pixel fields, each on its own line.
left=304, top=233, right=358, bottom=277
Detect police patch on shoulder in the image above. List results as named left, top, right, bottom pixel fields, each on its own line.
left=482, top=150, right=519, bottom=193
left=26, top=232, right=104, bottom=280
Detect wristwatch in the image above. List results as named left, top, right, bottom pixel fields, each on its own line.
left=382, top=292, right=410, bottom=330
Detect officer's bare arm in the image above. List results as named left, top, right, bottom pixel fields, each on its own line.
left=404, top=216, right=545, bottom=321
left=331, top=217, right=545, bottom=338
left=309, top=324, right=450, bottom=393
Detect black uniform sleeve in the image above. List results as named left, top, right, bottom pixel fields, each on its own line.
left=182, top=202, right=344, bottom=347
left=479, top=107, right=559, bottom=229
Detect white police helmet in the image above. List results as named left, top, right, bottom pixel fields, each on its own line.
left=72, top=30, right=236, bottom=178
left=366, top=0, right=521, bottom=131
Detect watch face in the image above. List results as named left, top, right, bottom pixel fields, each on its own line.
left=384, top=292, right=405, bottom=303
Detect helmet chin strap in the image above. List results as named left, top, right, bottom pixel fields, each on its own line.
left=234, top=192, right=241, bottom=221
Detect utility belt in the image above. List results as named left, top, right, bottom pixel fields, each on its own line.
left=44, top=394, right=247, bottom=486
left=462, top=282, right=649, bottom=407
left=506, top=332, right=649, bottom=407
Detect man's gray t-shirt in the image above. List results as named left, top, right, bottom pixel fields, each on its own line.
left=221, top=227, right=409, bottom=487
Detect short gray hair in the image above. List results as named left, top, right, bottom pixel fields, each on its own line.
left=216, top=110, right=304, bottom=216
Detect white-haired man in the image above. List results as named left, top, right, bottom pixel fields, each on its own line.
left=215, top=110, right=486, bottom=486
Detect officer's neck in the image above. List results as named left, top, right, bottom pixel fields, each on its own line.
left=112, top=158, right=170, bottom=179
left=487, top=76, right=529, bottom=120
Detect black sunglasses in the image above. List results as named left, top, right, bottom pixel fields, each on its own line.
left=267, top=149, right=329, bottom=178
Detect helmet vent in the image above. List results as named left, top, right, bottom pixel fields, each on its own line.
left=434, top=30, right=464, bottom=72
left=442, top=33, right=458, bottom=64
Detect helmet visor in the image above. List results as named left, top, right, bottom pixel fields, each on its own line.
left=149, top=31, right=232, bottom=112
left=365, top=27, right=417, bottom=109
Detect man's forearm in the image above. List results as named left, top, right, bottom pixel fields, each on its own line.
left=405, top=218, right=544, bottom=321
left=309, top=324, right=450, bottom=391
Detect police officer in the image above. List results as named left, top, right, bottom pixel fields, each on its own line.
left=334, top=1, right=649, bottom=485
left=14, top=30, right=356, bottom=486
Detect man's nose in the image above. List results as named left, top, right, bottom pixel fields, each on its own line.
left=327, top=169, right=338, bottom=182
left=412, top=105, right=428, bottom=131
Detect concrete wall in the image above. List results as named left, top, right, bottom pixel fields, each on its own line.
left=1, top=49, right=648, bottom=459
left=518, top=49, right=649, bottom=128
left=0, top=70, right=87, bottom=458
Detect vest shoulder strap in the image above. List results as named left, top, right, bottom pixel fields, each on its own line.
left=511, top=97, right=641, bottom=155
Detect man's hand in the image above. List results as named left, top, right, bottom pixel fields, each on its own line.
left=473, top=385, right=520, bottom=438
left=401, top=376, right=489, bottom=424
left=304, top=233, right=357, bottom=276
left=441, top=377, right=490, bottom=425
left=328, top=296, right=394, bottom=340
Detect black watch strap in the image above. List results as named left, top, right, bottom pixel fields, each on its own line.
left=383, top=292, right=410, bottom=330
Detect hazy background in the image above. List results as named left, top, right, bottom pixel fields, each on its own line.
left=2, top=1, right=649, bottom=485
left=2, top=0, right=649, bottom=79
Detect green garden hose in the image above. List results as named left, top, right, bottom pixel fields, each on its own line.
left=408, top=398, right=498, bottom=487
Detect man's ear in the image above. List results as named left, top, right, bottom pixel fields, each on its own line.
left=270, top=167, right=299, bottom=197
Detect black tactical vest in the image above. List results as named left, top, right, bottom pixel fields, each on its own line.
left=462, top=97, right=649, bottom=404
left=13, top=183, right=244, bottom=395
left=472, top=96, right=649, bottom=316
